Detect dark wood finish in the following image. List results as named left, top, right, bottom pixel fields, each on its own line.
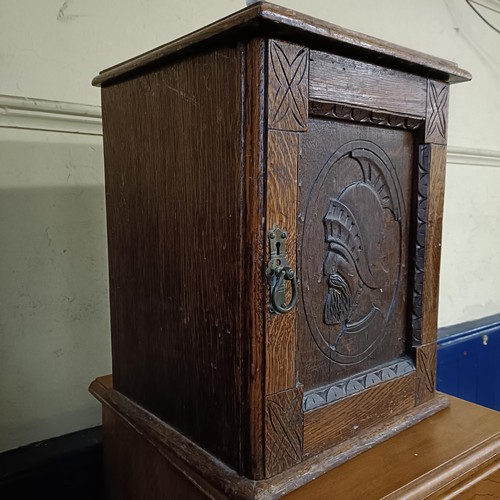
left=95, top=1, right=470, bottom=487
left=267, top=41, right=308, bottom=132
left=92, top=3, right=470, bottom=87
left=242, top=37, right=267, bottom=480
left=264, top=386, right=304, bottom=477
left=415, top=342, right=437, bottom=405
left=303, top=358, right=416, bottom=411
left=411, top=144, right=431, bottom=346
left=421, top=144, right=447, bottom=344
left=425, top=80, right=450, bottom=145
left=91, top=376, right=499, bottom=499
left=309, top=101, right=424, bottom=130
left=101, top=44, right=245, bottom=472
left=91, top=377, right=255, bottom=500
left=265, top=129, right=299, bottom=394
left=309, top=51, right=427, bottom=118
left=103, top=406, right=215, bottom=500
left=297, top=118, right=413, bottom=391
left=303, top=373, right=416, bottom=456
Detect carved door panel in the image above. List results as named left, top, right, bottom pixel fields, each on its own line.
left=297, top=118, right=414, bottom=394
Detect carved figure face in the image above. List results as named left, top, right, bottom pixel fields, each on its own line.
left=302, top=139, right=405, bottom=365
left=324, top=273, right=351, bottom=324
left=323, top=243, right=357, bottom=325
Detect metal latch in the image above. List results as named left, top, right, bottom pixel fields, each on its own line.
left=266, top=227, right=298, bottom=314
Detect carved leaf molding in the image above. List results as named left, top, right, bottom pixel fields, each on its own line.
left=304, top=358, right=415, bottom=411
left=310, top=101, right=423, bottom=130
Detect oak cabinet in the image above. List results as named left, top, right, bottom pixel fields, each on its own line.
left=92, top=2, right=470, bottom=495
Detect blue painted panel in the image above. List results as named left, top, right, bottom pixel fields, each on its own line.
left=437, top=316, right=500, bottom=411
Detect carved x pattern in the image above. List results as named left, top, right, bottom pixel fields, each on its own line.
left=265, top=388, right=302, bottom=476
left=426, top=81, right=448, bottom=142
left=269, top=41, right=308, bottom=130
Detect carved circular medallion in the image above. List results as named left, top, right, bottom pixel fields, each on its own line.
left=301, top=140, right=405, bottom=365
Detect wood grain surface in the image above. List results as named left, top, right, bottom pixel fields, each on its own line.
left=101, top=44, right=245, bottom=472
left=93, top=2, right=471, bottom=86
left=242, top=38, right=267, bottom=480
left=265, top=130, right=299, bottom=395
left=102, top=406, right=222, bottom=500
left=264, top=39, right=307, bottom=398
left=96, top=1, right=471, bottom=484
left=268, top=41, right=308, bottom=132
left=438, top=463, right=500, bottom=499
left=411, top=143, right=430, bottom=346
left=297, top=118, right=414, bottom=391
left=415, top=342, right=437, bottom=405
left=421, top=144, right=447, bottom=346
left=91, top=380, right=256, bottom=500
left=309, top=51, right=427, bottom=118
left=425, top=80, right=450, bottom=145
left=93, top=376, right=499, bottom=499
left=264, top=387, right=304, bottom=477
left=286, top=397, right=500, bottom=500
left=303, top=373, right=416, bottom=456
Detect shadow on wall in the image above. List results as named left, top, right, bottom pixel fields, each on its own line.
left=0, top=133, right=111, bottom=452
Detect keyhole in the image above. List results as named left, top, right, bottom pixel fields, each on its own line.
left=276, top=241, right=281, bottom=255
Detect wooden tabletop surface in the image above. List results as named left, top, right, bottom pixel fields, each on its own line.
left=286, top=395, right=499, bottom=499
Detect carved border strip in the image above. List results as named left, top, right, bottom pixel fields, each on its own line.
left=303, top=358, right=415, bottom=411
left=412, top=145, right=430, bottom=346
left=264, top=40, right=308, bottom=479
left=420, top=144, right=447, bottom=345
left=309, top=101, right=424, bottom=130
left=265, top=40, right=308, bottom=396
left=265, top=130, right=299, bottom=394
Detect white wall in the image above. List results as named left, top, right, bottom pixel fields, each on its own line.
left=0, top=100, right=109, bottom=451
left=0, top=0, right=499, bottom=451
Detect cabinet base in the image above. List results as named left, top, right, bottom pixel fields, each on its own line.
left=90, top=376, right=450, bottom=499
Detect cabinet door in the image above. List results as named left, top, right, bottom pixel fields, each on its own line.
left=261, top=40, right=447, bottom=473
left=298, top=119, right=414, bottom=393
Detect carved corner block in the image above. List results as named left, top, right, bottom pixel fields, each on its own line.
left=425, top=80, right=449, bottom=144
left=415, top=343, right=437, bottom=405
left=268, top=40, right=309, bottom=131
left=264, top=386, right=304, bottom=477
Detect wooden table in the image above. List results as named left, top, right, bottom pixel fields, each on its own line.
left=287, top=392, right=499, bottom=499
left=91, top=375, right=499, bottom=499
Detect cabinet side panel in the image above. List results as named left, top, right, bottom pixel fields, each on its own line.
left=101, top=45, right=244, bottom=470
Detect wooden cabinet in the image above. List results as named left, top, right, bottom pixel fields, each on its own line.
left=92, top=2, right=471, bottom=495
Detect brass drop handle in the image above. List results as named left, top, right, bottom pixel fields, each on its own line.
left=270, top=266, right=298, bottom=314
left=266, top=227, right=298, bottom=315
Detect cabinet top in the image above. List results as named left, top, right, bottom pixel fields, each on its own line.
left=93, top=1, right=471, bottom=87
